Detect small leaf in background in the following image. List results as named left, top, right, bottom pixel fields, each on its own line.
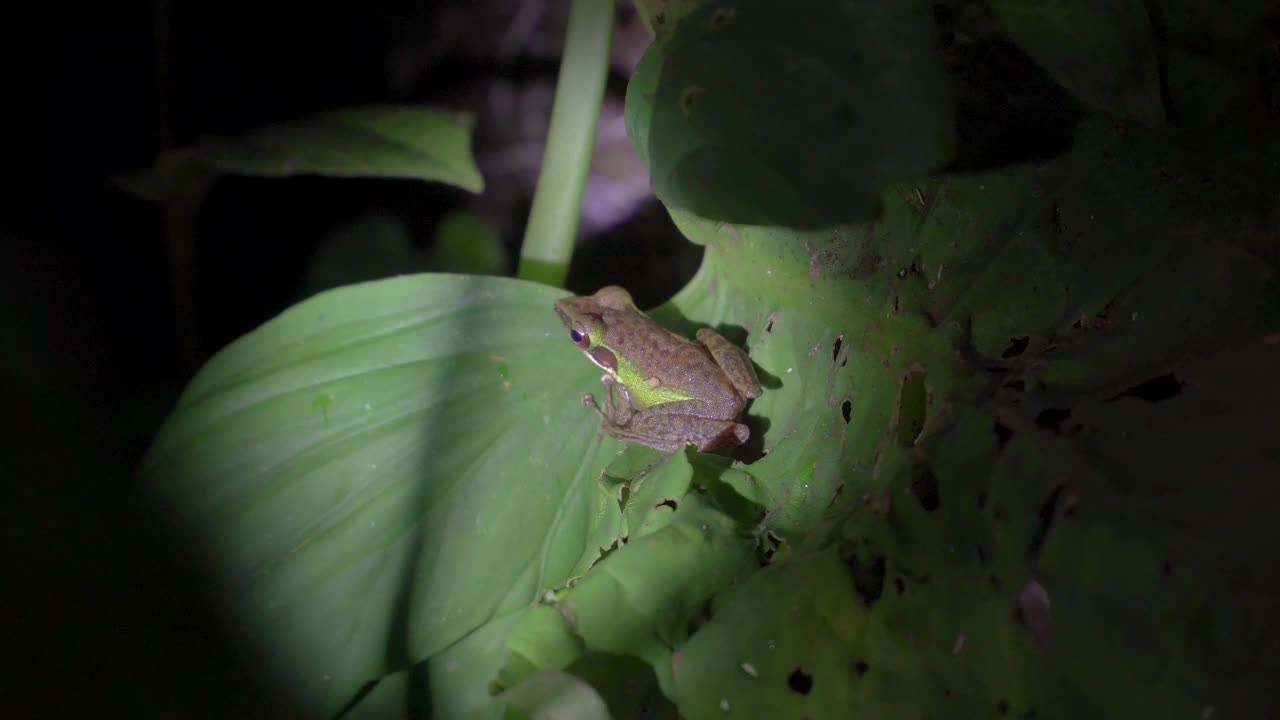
left=196, top=105, right=484, bottom=190
left=988, top=0, right=1165, bottom=126
left=297, top=212, right=417, bottom=298
left=426, top=210, right=507, bottom=276
left=631, top=0, right=956, bottom=228
left=111, top=105, right=484, bottom=208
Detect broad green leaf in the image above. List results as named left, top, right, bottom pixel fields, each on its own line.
left=633, top=0, right=955, bottom=228
left=989, top=0, right=1165, bottom=126
left=113, top=106, right=483, bottom=208
left=140, top=275, right=617, bottom=718
left=611, top=117, right=1278, bottom=717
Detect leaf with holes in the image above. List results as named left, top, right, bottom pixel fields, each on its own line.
left=488, top=79, right=1280, bottom=718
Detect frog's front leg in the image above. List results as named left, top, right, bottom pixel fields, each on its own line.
left=583, top=375, right=633, bottom=426
left=695, top=328, right=763, bottom=399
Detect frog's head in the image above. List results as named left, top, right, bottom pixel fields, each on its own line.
left=554, top=286, right=635, bottom=374
left=554, top=296, right=607, bottom=352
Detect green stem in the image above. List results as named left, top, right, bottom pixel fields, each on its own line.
left=515, top=0, right=616, bottom=288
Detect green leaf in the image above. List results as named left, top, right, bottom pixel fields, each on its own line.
left=112, top=105, right=484, bottom=207
left=196, top=105, right=483, bottom=189
left=428, top=210, right=507, bottom=276
left=495, top=671, right=613, bottom=720
left=631, top=0, right=956, bottom=228
left=298, top=213, right=417, bottom=298
left=630, top=117, right=1279, bottom=717
left=989, top=0, right=1165, bottom=126
left=140, top=274, right=615, bottom=718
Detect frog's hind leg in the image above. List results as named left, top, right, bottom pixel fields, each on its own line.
left=695, top=328, right=762, bottom=399
left=624, top=411, right=750, bottom=454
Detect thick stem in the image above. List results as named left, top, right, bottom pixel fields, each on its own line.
left=515, top=0, right=616, bottom=288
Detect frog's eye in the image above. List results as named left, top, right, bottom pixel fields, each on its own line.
left=569, top=329, right=589, bottom=348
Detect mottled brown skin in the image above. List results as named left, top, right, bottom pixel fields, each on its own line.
left=554, top=286, right=762, bottom=453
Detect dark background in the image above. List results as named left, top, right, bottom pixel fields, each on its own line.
left=3, top=2, right=690, bottom=716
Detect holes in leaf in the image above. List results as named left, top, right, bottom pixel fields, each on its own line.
left=1037, top=407, right=1085, bottom=436
left=909, top=461, right=940, bottom=511
left=845, top=553, right=886, bottom=607
left=1035, top=408, right=1070, bottom=432
left=997, top=699, right=1010, bottom=716
left=1072, top=298, right=1114, bottom=330
left=826, top=482, right=845, bottom=508
left=680, top=84, right=705, bottom=114
left=1108, top=373, right=1184, bottom=403
left=1016, top=579, right=1052, bottom=649
left=841, top=399, right=852, bottom=424
left=706, top=7, right=736, bottom=29
left=854, top=660, right=869, bottom=677
left=896, top=370, right=927, bottom=447
left=765, top=314, right=776, bottom=334
left=757, top=530, right=785, bottom=566
left=994, top=419, right=1013, bottom=451
left=976, top=544, right=987, bottom=566
left=1034, top=407, right=1085, bottom=435
left=1162, top=561, right=1172, bottom=577
left=832, top=335, right=843, bottom=363
left=787, top=668, right=814, bottom=695
left=657, top=498, right=678, bottom=511
left=1001, top=336, right=1030, bottom=359
left=1062, top=491, right=1079, bottom=518
left=1028, top=486, right=1063, bottom=559
left=977, top=491, right=988, bottom=510
left=894, top=576, right=906, bottom=595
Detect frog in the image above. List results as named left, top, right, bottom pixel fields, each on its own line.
left=554, top=285, right=763, bottom=453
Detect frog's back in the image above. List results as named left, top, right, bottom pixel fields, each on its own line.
left=605, top=310, right=740, bottom=401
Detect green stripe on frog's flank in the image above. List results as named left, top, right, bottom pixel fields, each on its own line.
left=615, top=355, right=696, bottom=408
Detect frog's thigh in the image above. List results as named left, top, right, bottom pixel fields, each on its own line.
left=627, top=410, right=750, bottom=452
left=695, top=328, right=762, bottom=399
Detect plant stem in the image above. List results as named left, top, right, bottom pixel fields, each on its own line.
left=515, top=0, right=616, bottom=288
